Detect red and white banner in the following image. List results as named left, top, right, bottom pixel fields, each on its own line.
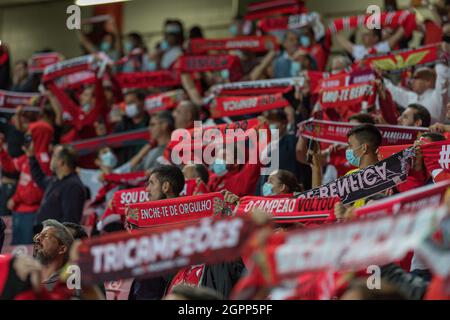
left=327, top=10, right=415, bottom=36
left=0, top=90, right=41, bottom=109
left=355, top=180, right=450, bottom=217
left=211, top=93, right=289, bottom=118
left=318, top=83, right=376, bottom=117
left=116, top=70, right=181, bottom=89
left=189, top=36, right=279, bottom=54
left=176, top=55, right=243, bottom=81
left=242, top=206, right=447, bottom=285
left=236, top=196, right=339, bottom=223
left=145, top=89, right=186, bottom=114
left=75, top=215, right=256, bottom=284
left=54, top=70, right=96, bottom=89
left=126, top=192, right=225, bottom=228
left=421, top=139, right=450, bottom=183
left=105, top=187, right=149, bottom=217
left=298, top=119, right=427, bottom=146
left=42, top=54, right=99, bottom=83
left=28, top=52, right=62, bottom=73
left=211, top=77, right=305, bottom=96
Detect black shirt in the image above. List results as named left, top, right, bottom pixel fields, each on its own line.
left=113, top=114, right=149, bottom=165
left=29, top=156, right=86, bottom=226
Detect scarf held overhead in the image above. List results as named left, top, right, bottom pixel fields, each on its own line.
left=298, top=119, right=426, bottom=146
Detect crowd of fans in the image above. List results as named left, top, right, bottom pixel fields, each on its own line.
left=0, top=0, right=450, bottom=300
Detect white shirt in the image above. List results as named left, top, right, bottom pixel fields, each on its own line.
left=161, top=46, right=183, bottom=69
left=78, top=161, right=132, bottom=202
left=351, top=41, right=390, bottom=61
left=384, top=63, right=450, bottom=124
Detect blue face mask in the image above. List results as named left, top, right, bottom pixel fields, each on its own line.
left=146, top=60, right=157, bottom=71
left=212, top=159, right=227, bottom=176
left=269, top=123, right=278, bottom=136
left=220, top=69, right=230, bottom=80
left=262, top=182, right=274, bottom=196
left=345, top=145, right=363, bottom=167
left=160, top=40, right=169, bottom=51
left=290, top=61, right=302, bottom=77
left=100, top=151, right=118, bottom=168
left=100, top=41, right=111, bottom=52
left=299, top=35, right=311, bottom=48
left=229, top=24, right=239, bottom=36
left=124, top=41, right=134, bottom=54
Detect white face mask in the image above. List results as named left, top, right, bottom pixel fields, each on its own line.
left=125, top=103, right=139, bottom=118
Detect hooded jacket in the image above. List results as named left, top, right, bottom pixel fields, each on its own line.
left=0, top=120, right=53, bottom=213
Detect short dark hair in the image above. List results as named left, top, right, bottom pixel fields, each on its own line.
left=347, top=124, right=382, bottom=151
left=152, top=165, right=185, bottom=196
left=194, top=164, right=209, bottom=185
left=408, top=103, right=431, bottom=127
left=63, top=222, right=88, bottom=240
left=420, top=132, right=446, bottom=142
left=170, top=284, right=223, bottom=300
left=348, top=113, right=375, bottom=124
left=57, top=145, right=78, bottom=170
left=125, top=89, right=146, bottom=102
left=156, top=110, right=175, bottom=132
left=371, top=28, right=383, bottom=42
left=274, top=169, right=303, bottom=193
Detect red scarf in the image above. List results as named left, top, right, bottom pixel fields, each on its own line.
left=238, top=206, right=446, bottom=288
left=188, top=36, right=279, bottom=54
left=235, top=196, right=339, bottom=223
left=145, top=89, right=185, bottom=114
left=75, top=215, right=255, bottom=285
left=355, top=180, right=450, bottom=217
left=176, top=54, right=243, bottom=82
left=54, top=70, right=96, bottom=89
left=0, top=90, right=41, bottom=109
left=361, top=43, right=441, bottom=71
left=103, top=171, right=148, bottom=187
left=115, top=70, right=181, bottom=89
left=298, top=119, right=426, bottom=146
left=244, top=0, right=306, bottom=21
left=420, top=139, right=450, bottom=183
left=211, top=92, right=290, bottom=118
left=164, top=118, right=260, bottom=163
left=318, top=83, right=376, bottom=119
left=166, top=264, right=206, bottom=294
left=70, top=128, right=150, bottom=156
left=42, top=54, right=100, bottom=83
left=126, top=192, right=224, bottom=228
left=28, top=52, right=62, bottom=73
left=327, top=10, right=415, bottom=37
left=211, top=76, right=305, bottom=96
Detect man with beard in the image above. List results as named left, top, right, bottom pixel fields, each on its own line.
left=23, top=143, right=86, bottom=229
left=128, top=165, right=185, bottom=300
left=32, top=219, right=74, bottom=291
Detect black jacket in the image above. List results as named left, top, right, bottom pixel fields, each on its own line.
left=29, top=156, right=86, bottom=226
left=201, top=260, right=246, bottom=299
